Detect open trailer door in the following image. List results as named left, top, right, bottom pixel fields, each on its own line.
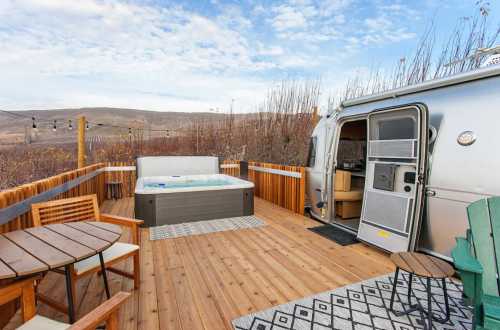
left=357, top=104, right=428, bottom=252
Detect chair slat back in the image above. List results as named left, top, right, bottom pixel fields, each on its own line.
left=31, top=195, right=100, bottom=227
left=467, top=197, right=500, bottom=296
left=489, top=197, right=500, bottom=293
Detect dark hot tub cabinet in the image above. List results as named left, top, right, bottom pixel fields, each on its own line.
left=134, top=156, right=254, bottom=227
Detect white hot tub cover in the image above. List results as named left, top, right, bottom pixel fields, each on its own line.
left=136, top=156, right=219, bottom=178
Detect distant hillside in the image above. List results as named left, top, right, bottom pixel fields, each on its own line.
left=0, top=107, right=226, bottom=145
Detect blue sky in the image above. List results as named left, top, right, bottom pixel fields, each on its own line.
left=0, top=0, right=499, bottom=112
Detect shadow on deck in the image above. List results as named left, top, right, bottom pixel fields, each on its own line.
left=5, top=197, right=393, bottom=330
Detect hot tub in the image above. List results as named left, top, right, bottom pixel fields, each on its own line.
left=135, top=174, right=254, bottom=227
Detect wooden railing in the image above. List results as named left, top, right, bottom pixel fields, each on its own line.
left=220, top=159, right=241, bottom=177
left=248, top=162, right=306, bottom=215
left=0, top=159, right=306, bottom=234
left=221, top=160, right=306, bottom=215
left=104, top=162, right=136, bottom=197
left=0, top=163, right=106, bottom=233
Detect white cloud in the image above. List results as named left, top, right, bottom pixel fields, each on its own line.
left=361, top=15, right=416, bottom=46
left=252, top=4, right=265, bottom=15
left=318, top=0, right=353, bottom=16
left=332, top=14, right=346, bottom=24
left=14, top=0, right=106, bottom=16
left=364, top=17, right=393, bottom=31
left=278, top=54, right=320, bottom=68
left=217, top=4, right=253, bottom=31
left=0, top=0, right=276, bottom=111
left=257, top=44, right=285, bottom=56
left=0, top=0, right=424, bottom=112
left=268, top=0, right=346, bottom=42
left=270, top=5, right=309, bottom=31
left=379, top=3, right=420, bottom=19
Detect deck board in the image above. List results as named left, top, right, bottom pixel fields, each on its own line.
left=4, top=197, right=393, bottom=329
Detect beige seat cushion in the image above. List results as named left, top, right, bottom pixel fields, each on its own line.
left=335, top=190, right=363, bottom=202
left=74, top=242, right=139, bottom=275
left=17, top=315, right=68, bottom=330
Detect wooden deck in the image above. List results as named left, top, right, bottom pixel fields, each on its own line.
left=5, top=197, right=394, bottom=330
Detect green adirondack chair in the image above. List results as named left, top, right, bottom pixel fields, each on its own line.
left=452, top=197, right=500, bottom=330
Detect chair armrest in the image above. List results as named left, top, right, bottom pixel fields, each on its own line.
left=452, top=237, right=483, bottom=274
left=100, top=213, right=143, bottom=245
left=100, top=213, right=144, bottom=227
left=67, top=292, right=130, bottom=330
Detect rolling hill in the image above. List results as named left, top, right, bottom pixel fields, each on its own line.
left=0, top=108, right=226, bottom=145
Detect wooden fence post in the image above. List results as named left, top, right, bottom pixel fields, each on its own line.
left=299, top=167, right=306, bottom=215
left=78, top=116, right=86, bottom=168
left=312, top=106, right=319, bottom=127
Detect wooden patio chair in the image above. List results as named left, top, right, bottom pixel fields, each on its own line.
left=452, top=197, right=500, bottom=330
left=31, top=194, right=143, bottom=311
left=0, top=276, right=130, bottom=329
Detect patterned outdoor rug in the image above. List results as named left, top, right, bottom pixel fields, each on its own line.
left=149, top=215, right=265, bottom=240
left=233, top=272, right=472, bottom=330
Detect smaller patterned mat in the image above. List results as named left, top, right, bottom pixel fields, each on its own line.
left=149, top=215, right=265, bottom=240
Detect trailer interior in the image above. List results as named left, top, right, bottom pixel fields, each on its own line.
left=332, top=118, right=367, bottom=232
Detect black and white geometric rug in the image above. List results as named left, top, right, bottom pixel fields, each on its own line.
left=149, top=215, right=265, bottom=240
left=232, top=272, right=472, bottom=330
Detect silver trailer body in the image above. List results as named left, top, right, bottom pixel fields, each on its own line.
left=306, top=65, right=500, bottom=260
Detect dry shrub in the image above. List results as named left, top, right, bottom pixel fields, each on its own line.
left=335, top=3, right=499, bottom=104
left=0, top=144, right=76, bottom=188
left=184, top=80, right=320, bottom=165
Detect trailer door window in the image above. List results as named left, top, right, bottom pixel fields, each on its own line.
left=307, top=137, right=317, bottom=167
left=370, top=113, right=417, bottom=140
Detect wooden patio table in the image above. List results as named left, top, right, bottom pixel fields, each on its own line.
left=0, top=221, right=122, bottom=324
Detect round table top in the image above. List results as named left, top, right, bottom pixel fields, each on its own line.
left=390, top=252, right=455, bottom=278
left=0, top=221, right=122, bottom=280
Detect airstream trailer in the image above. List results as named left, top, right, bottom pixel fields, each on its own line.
left=306, top=64, right=500, bottom=260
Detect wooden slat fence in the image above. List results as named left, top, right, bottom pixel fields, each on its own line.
left=0, top=163, right=106, bottom=234
left=248, top=162, right=306, bottom=215
left=104, top=162, right=136, bottom=197
left=220, top=160, right=241, bottom=177
left=221, top=160, right=306, bottom=215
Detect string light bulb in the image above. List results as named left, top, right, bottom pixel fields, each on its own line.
left=52, top=120, right=57, bottom=132
left=32, top=117, right=37, bottom=130
left=68, top=120, right=73, bottom=130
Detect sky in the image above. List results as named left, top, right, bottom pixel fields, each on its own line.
left=0, top=0, right=499, bottom=113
